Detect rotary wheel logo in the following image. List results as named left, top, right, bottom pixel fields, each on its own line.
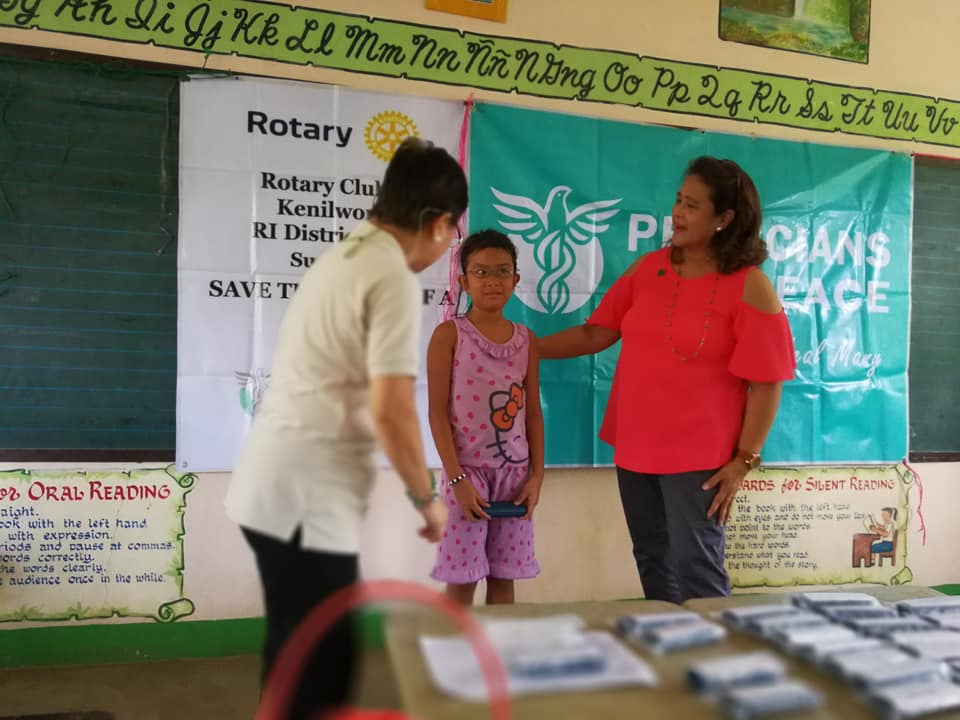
left=365, top=110, right=418, bottom=162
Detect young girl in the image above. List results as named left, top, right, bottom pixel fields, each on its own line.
left=427, top=229, right=544, bottom=605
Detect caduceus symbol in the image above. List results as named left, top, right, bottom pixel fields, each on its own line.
left=491, top=186, right=621, bottom=314
left=234, top=368, right=270, bottom=417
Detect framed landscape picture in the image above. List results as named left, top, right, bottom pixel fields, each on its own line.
left=426, top=0, right=509, bottom=23
left=719, top=0, right=871, bottom=63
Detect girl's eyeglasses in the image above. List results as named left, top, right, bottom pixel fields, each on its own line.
left=466, top=267, right=515, bottom=279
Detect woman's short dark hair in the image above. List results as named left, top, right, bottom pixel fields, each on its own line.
left=369, top=138, right=468, bottom=231
left=685, top=156, right=768, bottom=274
left=459, top=229, right=517, bottom=273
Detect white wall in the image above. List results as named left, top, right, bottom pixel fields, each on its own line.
left=174, top=462, right=959, bottom=620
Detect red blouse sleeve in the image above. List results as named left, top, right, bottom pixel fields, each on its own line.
left=728, top=302, right=797, bottom=382
left=587, top=271, right=636, bottom=330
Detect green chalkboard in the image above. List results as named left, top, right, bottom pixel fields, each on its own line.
left=909, top=156, right=960, bottom=456
left=0, top=57, right=178, bottom=455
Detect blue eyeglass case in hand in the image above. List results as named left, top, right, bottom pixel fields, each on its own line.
left=486, top=501, right=527, bottom=518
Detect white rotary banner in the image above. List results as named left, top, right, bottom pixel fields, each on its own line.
left=177, top=76, right=463, bottom=472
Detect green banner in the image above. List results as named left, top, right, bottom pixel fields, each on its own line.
left=2, top=1, right=960, bottom=148
left=470, top=102, right=912, bottom=466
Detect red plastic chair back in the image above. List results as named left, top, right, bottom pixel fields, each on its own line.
left=255, top=580, right=511, bottom=720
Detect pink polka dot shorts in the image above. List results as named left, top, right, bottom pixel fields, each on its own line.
left=430, top=465, right=540, bottom=584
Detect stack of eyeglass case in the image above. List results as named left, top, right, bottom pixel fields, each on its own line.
left=706, top=592, right=960, bottom=719
left=611, top=592, right=960, bottom=718
left=615, top=610, right=728, bottom=654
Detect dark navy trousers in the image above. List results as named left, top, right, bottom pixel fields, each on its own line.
left=616, top=466, right=731, bottom=603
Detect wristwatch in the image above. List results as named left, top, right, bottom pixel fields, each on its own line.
left=736, top=449, right=762, bottom=471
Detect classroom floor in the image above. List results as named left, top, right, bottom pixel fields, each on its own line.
left=0, top=651, right=401, bottom=719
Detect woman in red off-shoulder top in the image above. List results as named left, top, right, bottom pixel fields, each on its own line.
left=539, top=157, right=796, bottom=603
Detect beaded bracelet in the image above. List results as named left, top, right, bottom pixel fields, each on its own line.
left=448, top=472, right=468, bottom=487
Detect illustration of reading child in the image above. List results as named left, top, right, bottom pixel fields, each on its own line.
left=427, top=230, right=544, bottom=605
left=869, top=507, right=897, bottom=554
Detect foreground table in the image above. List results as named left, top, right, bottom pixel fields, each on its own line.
left=385, top=588, right=953, bottom=719
left=386, top=600, right=685, bottom=720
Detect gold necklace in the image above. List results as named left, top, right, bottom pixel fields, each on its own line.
left=665, top=268, right=720, bottom=363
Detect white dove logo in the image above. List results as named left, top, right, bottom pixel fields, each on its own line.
left=491, top=186, right=621, bottom=314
